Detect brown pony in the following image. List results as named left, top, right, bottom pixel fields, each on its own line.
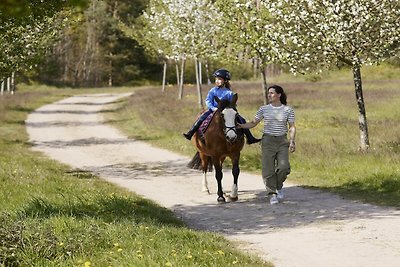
left=188, top=93, right=245, bottom=203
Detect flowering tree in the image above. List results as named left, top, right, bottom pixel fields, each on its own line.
left=128, top=1, right=173, bottom=92
left=264, top=0, right=400, bottom=151
left=134, top=0, right=220, bottom=107
left=216, top=0, right=279, bottom=104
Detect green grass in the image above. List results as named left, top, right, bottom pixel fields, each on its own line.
left=0, top=85, right=270, bottom=266
left=105, top=63, right=400, bottom=208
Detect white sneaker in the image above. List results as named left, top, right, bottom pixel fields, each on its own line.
left=277, top=190, right=284, bottom=202
left=269, top=194, right=279, bottom=205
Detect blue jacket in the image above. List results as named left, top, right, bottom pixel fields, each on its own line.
left=205, top=86, right=234, bottom=111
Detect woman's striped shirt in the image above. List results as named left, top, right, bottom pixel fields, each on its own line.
left=254, top=104, right=295, bottom=136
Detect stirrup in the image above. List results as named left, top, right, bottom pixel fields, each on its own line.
left=183, top=133, right=192, bottom=140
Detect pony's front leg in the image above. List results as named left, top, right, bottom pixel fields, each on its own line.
left=214, top=163, right=225, bottom=203
left=229, top=158, right=240, bottom=201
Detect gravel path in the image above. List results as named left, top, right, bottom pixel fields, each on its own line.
left=26, top=93, right=400, bottom=267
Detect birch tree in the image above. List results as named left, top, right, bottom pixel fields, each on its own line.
left=263, top=0, right=400, bottom=151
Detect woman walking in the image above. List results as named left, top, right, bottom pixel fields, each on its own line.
left=237, top=85, right=296, bottom=205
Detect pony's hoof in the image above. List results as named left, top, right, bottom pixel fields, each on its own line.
left=202, top=189, right=210, bottom=194
left=228, top=196, right=238, bottom=202
left=217, top=196, right=226, bottom=203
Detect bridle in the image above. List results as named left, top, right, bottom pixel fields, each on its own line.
left=225, top=125, right=237, bottom=136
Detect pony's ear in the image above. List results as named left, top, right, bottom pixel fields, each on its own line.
left=232, top=93, right=238, bottom=105
left=214, top=96, right=221, bottom=104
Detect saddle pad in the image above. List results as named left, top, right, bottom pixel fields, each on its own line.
left=197, top=111, right=216, bottom=139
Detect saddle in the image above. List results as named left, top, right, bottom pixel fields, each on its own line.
left=197, top=111, right=216, bottom=140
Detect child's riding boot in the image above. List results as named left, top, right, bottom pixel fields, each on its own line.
left=183, top=118, right=203, bottom=140
left=244, top=129, right=261, bottom=144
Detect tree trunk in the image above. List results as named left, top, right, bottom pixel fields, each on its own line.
left=253, top=58, right=260, bottom=79
left=108, top=2, right=118, bottom=88
left=7, top=77, right=10, bottom=93
left=1, top=80, right=4, bottom=96
left=178, top=57, right=185, bottom=100
left=161, top=60, right=167, bottom=93
left=108, top=52, right=113, bottom=87
left=352, top=64, right=370, bottom=151
left=11, top=72, right=15, bottom=94
left=205, top=61, right=211, bottom=85
left=198, top=61, right=202, bottom=85
left=260, top=64, right=268, bottom=105
left=195, top=58, right=203, bottom=109
left=175, top=61, right=180, bottom=88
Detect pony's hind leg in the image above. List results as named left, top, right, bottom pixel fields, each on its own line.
left=202, top=171, right=210, bottom=194
left=200, top=153, right=211, bottom=194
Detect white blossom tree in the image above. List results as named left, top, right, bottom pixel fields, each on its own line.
left=133, top=0, right=220, bottom=107
left=140, top=0, right=189, bottom=99
left=263, top=0, right=400, bottom=151
left=216, top=0, right=279, bottom=104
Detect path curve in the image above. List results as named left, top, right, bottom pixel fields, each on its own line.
left=26, top=93, right=400, bottom=267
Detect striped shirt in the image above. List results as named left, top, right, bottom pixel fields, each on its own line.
left=255, top=104, right=295, bottom=136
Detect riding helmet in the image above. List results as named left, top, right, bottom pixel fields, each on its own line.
left=213, top=69, right=231, bottom=81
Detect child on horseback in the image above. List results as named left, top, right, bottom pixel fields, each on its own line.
left=183, top=68, right=261, bottom=144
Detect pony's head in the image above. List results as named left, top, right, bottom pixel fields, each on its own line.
left=215, top=94, right=239, bottom=143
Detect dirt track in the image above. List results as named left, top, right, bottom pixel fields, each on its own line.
left=25, top=93, right=400, bottom=267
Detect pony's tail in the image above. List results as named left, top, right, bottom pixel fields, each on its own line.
left=187, top=152, right=213, bottom=172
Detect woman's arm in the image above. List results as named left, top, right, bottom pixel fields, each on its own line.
left=237, top=118, right=261, bottom=129
left=288, top=122, right=296, bottom=153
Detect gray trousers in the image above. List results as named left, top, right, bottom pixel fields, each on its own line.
left=261, top=134, right=291, bottom=194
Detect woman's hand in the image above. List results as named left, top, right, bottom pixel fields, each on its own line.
left=289, top=140, right=296, bottom=153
